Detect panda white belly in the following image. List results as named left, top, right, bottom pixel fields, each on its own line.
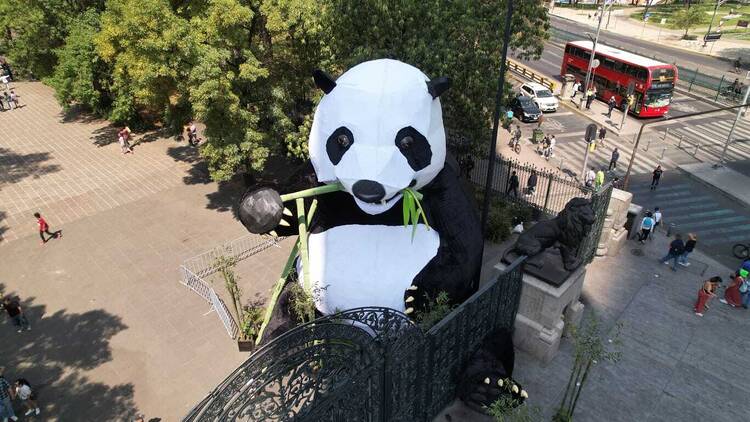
left=300, top=224, right=440, bottom=315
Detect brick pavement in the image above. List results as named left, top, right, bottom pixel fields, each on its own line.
left=0, top=82, right=289, bottom=420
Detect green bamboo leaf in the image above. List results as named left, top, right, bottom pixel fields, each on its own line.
left=402, top=190, right=410, bottom=227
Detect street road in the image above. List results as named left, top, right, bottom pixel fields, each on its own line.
left=550, top=15, right=738, bottom=77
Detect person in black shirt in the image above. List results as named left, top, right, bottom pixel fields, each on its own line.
left=526, top=170, right=538, bottom=196
left=660, top=233, right=685, bottom=271
left=650, top=165, right=663, bottom=190
left=679, top=233, right=697, bottom=267
left=609, top=147, right=619, bottom=171
left=2, top=296, right=30, bottom=332
left=506, top=171, right=519, bottom=198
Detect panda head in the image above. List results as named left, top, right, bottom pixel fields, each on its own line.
left=309, top=59, right=450, bottom=215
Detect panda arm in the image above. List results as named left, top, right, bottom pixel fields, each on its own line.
left=407, top=164, right=484, bottom=311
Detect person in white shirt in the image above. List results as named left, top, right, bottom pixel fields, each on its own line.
left=14, top=379, right=39, bottom=416
left=653, top=207, right=663, bottom=233
left=571, top=81, right=581, bottom=99
left=585, top=167, right=596, bottom=187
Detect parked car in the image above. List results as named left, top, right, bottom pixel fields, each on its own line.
left=519, top=82, right=558, bottom=112
left=510, top=96, right=542, bottom=122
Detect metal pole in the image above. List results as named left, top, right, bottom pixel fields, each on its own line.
left=579, top=3, right=608, bottom=110
left=623, top=101, right=750, bottom=189
left=581, top=141, right=591, bottom=180
left=704, top=0, right=722, bottom=47
left=719, top=84, right=750, bottom=164
left=606, top=4, right=613, bottom=29
left=480, top=0, right=514, bottom=235
left=619, top=103, right=630, bottom=133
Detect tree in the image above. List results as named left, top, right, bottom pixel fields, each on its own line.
left=672, top=5, right=703, bottom=38
left=0, top=0, right=105, bottom=78
left=48, top=10, right=110, bottom=114
left=321, top=0, right=549, bottom=152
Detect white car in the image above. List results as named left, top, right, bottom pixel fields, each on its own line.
left=519, top=82, right=558, bottom=112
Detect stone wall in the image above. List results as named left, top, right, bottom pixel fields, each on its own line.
left=596, top=188, right=632, bottom=257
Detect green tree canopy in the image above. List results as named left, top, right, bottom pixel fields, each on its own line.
left=14, top=0, right=549, bottom=182
left=672, top=6, right=703, bottom=37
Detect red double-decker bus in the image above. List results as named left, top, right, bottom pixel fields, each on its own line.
left=561, top=41, right=678, bottom=117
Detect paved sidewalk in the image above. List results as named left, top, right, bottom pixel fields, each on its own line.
left=440, top=226, right=748, bottom=421
left=0, top=82, right=289, bottom=420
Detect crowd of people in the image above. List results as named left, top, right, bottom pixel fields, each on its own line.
left=694, top=263, right=750, bottom=317
left=0, top=64, right=21, bottom=112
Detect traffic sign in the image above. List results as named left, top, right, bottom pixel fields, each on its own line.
left=585, top=124, right=598, bottom=143
left=704, top=32, right=722, bottom=42
left=626, top=81, right=635, bottom=96
left=591, top=59, right=600, bottom=69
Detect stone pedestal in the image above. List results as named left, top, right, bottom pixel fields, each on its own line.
left=497, top=261, right=587, bottom=363
left=597, top=188, right=632, bottom=258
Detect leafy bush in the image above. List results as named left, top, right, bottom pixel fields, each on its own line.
left=240, top=304, right=264, bottom=340
left=477, top=193, right=534, bottom=243
left=416, top=291, right=455, bottom=331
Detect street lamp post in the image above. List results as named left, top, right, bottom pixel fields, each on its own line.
left=480, top=0, right=514, bottom=235
left=623, top=102, right=750, bottom=190
left=704, top=0, right=727, bottom=47
left=579, top=1, right=614, bottom=110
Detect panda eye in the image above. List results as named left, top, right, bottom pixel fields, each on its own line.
left=326, top=126, right=354, bottom=165
left=394, top=126, right=432, bottom=171
left=337, top=134, right=351, bottom=148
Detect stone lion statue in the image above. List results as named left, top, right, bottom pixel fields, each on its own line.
left=510, top=197, right=596, bottom=271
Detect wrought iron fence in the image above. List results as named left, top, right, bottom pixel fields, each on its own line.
left=183, top=257, right=526, bottom=422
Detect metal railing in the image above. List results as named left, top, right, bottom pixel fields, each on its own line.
left=507, top=58, right=557, bottom=91
left=179, top=234, right=283, bottom=338
left=184, top=257, right=526, bottom=422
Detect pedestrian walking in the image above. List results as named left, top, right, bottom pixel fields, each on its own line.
left=571, top=81, right=581, bottom=99
left=606, top=96, right=617, bottom=118
left=526, top=170, right=537, bottom=196
left=660, top=233, right=684, bottom=271
left=609, top=147, right=619, bottom=171
left=720, top=271, right=745, bottom=308
left=13, top=379, right=39, bottom=417
left=3, top=92, right=11, bottom=110
left=638, top=211, right=655, bottom=243
left=595, top=168, right=605, bottom=189
left=34, top=212, right=61, bottom=244
left=585, top=87, right=596, bottom=109
left=653, top=207, right=662, bottom=233
left=9, top=91, right=18, bottom=109
left=187, top=122, right=198, bottom=145
left=506, top=171, right=519, bottom=198
left=694, top=280, right=716, bottom=316
left=678, top=233, right=696, bottom=266
left=598, top=126, right=607, bottom=148
left=0, top=369, right=18, bottom=422
left=650, top=165, right=663, bottom=190
left=0, top=74, right=10, bottom=91
left=584, top=167, right=596, bottom=188
left=2, top=296, right=30, bottom=332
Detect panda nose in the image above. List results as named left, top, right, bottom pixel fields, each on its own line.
left=352, top=180, right=385, bottom=203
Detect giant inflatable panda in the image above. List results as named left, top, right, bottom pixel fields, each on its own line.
left=239, top=59, right=517, bottom=409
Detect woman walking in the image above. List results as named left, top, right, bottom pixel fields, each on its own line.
left=14, top=379, right=39, bottom=416
left=679, top=233, right=697, bottom=266
left=720, top=271, right=745, bottom=308
left=694, top=280, right=716, bottom=316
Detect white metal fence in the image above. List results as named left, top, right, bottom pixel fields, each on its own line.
left=179, top=234, right=283, bottom=338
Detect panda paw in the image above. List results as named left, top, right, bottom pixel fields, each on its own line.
left=403, top=284, right=433, bottom=317
left=239, top=187, right=293, bottom=235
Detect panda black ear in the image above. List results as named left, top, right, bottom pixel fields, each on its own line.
left=426, top=77, right=451, bottom=99
left=313, top=69, right=337, bottom=94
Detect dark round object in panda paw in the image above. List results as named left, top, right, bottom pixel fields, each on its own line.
left=239, top=187, right=284, bottom=234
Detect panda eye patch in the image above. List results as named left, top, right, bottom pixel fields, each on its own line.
left=326, top=126, right=354, bottom=165
left=395, top=127, right=431, bottom=171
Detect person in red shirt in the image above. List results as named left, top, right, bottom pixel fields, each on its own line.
left=33, top=212, right=61, bottom=244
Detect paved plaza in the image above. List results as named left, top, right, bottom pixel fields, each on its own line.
left=0, top=82, right=289, bottom=420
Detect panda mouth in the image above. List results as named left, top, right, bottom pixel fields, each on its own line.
left=353, top=192, right=403, bottom=215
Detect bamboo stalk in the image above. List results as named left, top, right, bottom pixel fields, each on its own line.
left=280, top=182, right=343, bottom=202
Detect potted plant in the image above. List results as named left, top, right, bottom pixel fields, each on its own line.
left=215, top=256, right=265, bottom=351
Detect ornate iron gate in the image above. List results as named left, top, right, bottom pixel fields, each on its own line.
left=184, top=258, right=526, bottom=422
